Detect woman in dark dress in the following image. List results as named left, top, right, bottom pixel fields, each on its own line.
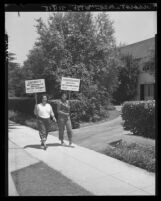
left=57, top=93, right=73, bottom=146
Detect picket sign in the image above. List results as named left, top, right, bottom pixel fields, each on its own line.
left=25, top=79, right=46, bottom=118
left=25, top=79, right=46, bottom=94
left=61, top=77, right=80, bottom=100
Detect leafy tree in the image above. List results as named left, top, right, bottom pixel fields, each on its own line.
left=8, top=51, right=25, bottom=97
left=21, top=12, right=122, bottom=120
left=112, top=54, right=139, bottom=104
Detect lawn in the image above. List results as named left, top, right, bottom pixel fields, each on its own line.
left=104, top=138, right=155, bottom=172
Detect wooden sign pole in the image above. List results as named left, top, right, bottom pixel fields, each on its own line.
left=35, top=93, right=37, bottom=104
left=35, top=93, right=38, bottom=119
left=68, top=91, right=71, bottom=100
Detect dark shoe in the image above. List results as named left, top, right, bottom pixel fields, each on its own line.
left=69, top=141, right=72, bottom=146
left=40, top=142, right=44, bottom=149
left=43, top=141, right=47, bottom=150
left=61, top=141, right=65, bottom=146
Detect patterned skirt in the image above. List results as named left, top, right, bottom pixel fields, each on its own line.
left=37, top=117, right=51, bottom=142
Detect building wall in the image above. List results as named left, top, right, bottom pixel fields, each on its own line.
left=120, top=37, right=155, bottom=101
left=120, top=38, right=155, bottom=59
left=136, top=72, right=155, bottom=100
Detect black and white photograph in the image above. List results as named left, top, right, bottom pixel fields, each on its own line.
left=6, top=3, right=157, bottom=196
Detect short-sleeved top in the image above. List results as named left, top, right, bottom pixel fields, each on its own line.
left=37, top=103, right=53, bottom=119
left=58, top=100, right=70, bottom=118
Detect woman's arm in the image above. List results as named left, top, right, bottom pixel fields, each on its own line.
left=50, top=105, right=56, bottom=121
left=67, top=100, right=70, bottom=109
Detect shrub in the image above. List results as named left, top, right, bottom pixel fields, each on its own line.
left=78, top=97, right=110, bottom=123
left=24, top=119, right=38, bottom=130
left=8, top=97, right=35, bottom=116
left=121, top=100, right=155, bottom=139
left=8, top=110, right=19, bottom=122
left=8, top=110, right=30, bottom=125
left=69, top=100, right=83, bottom=129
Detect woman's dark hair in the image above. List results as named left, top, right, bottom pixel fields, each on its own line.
left=60, top=92, right=67, bottom=99
left=41, top=94, right=48, bottom=100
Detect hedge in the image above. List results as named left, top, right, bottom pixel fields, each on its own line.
left=121, top=100, right=155, bottom=139
left=8, top=97, right=82, bottom=129
left=8, top=97, right=35, bottom=116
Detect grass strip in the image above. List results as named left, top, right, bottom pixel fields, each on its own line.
left=104, top=140, right=155, bottom=172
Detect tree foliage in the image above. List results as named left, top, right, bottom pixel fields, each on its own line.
left=112, top=54, right=139, bottom=104
left=14, top=12, right=123, bottom=120
left=8, top=52, right=25, bottom=97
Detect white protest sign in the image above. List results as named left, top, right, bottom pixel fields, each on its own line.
left=61, top=77, right=80, bottom=91
left=25, top=79, right=46, bottom=93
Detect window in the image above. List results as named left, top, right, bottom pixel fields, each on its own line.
left=143, top=65, right=150, bottom=72
left=144, top=84, right=154, bottom=99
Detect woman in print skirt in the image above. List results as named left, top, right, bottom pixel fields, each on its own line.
left=34, top=94, right=56, bottom=150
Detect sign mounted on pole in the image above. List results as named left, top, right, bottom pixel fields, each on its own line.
left=61, top=77, right=80, bottom=91
left=25, top=79, right=46, bottom=93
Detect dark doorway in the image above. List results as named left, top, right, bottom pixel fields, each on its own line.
left=140, top=84, right=144, bottom=100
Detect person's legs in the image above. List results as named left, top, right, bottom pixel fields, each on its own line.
left=38, top=119, right=46, bottom=141
left=37, top=118, right=48, bottom=149
left=66, top=118, right=73, bottom=145
left=44, top=118, right=51, bottom=138
left=58, top=118, right=65, bottom=144
left=43, top=118, right=51, bottom=149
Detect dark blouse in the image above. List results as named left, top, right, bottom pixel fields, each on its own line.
left=58, top=100, right=70, bottom=119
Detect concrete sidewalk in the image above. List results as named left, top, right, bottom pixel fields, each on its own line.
left=9, top=121, right=155, bottom=196
left=8, top=140, right=40, bottom=196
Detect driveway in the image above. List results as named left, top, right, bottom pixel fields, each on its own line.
left=50, top=106, right=127, bottom=152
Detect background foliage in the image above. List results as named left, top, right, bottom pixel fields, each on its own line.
left=112, top=54, right=139, bottom=104
left=8, top=12, right=125, bottom=120
left=121, top=100, right=155, bottom=139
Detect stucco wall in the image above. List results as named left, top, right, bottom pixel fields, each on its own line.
left=135, top=72, right=155, bottom=100
left=120, top=37, right=155, bottom=101
left=138, top=72, right=155, bottom=84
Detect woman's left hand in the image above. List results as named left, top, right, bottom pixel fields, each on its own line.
left=52, top=117, right=57, bottom=122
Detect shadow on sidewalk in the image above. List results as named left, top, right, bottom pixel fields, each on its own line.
left=24, top=143, right=62, bottom=149
left=24, top=143, right=75, bottom=149
left=8, top=123, right=22, bottom=129
left=9, top=126, right=21, bottom=130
